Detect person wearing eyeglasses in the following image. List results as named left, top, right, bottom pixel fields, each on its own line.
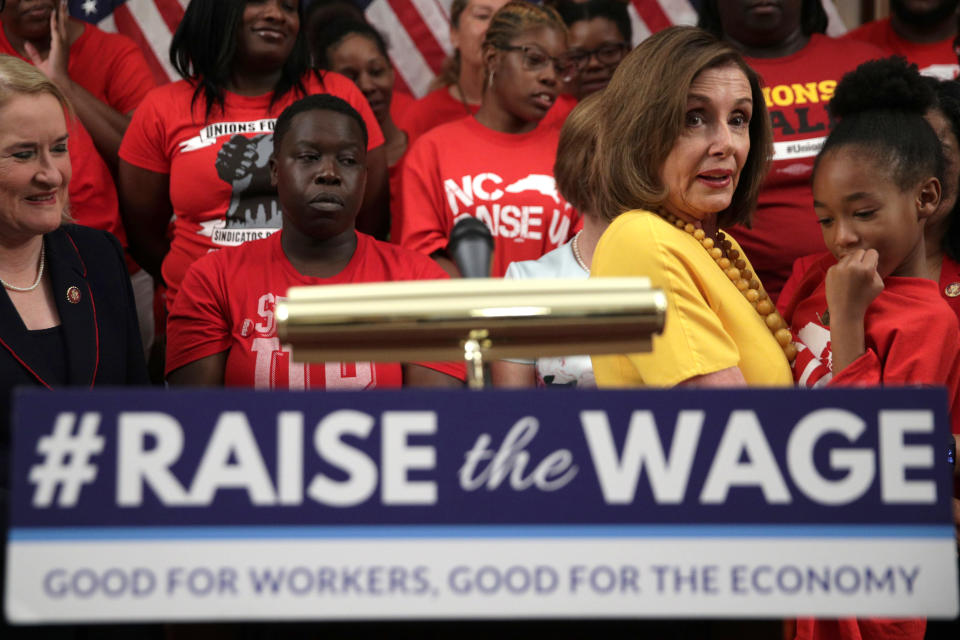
left=538, top=0, right=631, bottom=130
left=398, top=1, right=578, bottom=277
left=554, top=0, right=630, bottom=100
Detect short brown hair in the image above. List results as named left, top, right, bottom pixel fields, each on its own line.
left=593, top=26, right=772, bottom=228
left=554, top=92, right=602, bottom=213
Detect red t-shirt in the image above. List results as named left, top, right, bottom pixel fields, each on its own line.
left=779, top=253, right=960, bottom=434
left=400, top=86, right=479, bottom=143
left=939, top=254, right=960, bottom=322
left=727, top=35, right=885, bottom=302
left=65, top=120, right=124, bottom=242
left=166, top=231, right=464, bottom=387
left=390, top=89, right=415, bottom=125
left=844, top=17, right=959, bottom=80
left=119, top=71, right=385, bottom=311
left=0, top=20, right=155, bottom=112
left=540, top=93, right=579, bottom=130
left=398, top=116, right=577, bottom=277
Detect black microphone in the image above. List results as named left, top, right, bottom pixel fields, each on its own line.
left=447, top=217, right=493, bottom=278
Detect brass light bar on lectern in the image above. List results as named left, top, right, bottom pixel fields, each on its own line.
left=276, top=278, right=666, bottom=388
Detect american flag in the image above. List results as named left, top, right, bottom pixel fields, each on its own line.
left=69, top=1, right=845, bottom=97
left=69, top=0, right=700, bottom=95
left=69, top=0, right=187, bottom=86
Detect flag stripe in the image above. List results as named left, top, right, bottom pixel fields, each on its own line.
left=109, top=4, right=170, bottom=86
left=393, top=71, right=413, bottom=97
left=389, top=0, right=448, bottom=75
left=366, top=0, right=437, bottom=97
left=626, top=5, right=653, bottom=46
left=152, top=0, right=186, bottom=35
left=657, top=0, right=698, bottom=26
left=117, top=1, right=178, bottom=81
left=630, top=0, right=673, bottom=34
left=410, top=0, right=454, bottom=58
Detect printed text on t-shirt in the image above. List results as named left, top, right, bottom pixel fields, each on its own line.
left=444, top=173, right=571, bottom=244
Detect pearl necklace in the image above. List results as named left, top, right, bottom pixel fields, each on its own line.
left=571, top=230, right=589, bottom=274
left=0, top=243, right=45, bottom=293
left=661, top=213, right=797, bottom=364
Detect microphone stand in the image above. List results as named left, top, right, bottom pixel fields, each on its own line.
left=447, top=218, right=494, bottom=388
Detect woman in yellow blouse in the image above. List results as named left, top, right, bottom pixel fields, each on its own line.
left=591, top=26, right=793, bottom=388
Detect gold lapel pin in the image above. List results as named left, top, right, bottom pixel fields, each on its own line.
left=66, top=286, right=81, bottom=304
left=945, top=282, right=960, bottom=298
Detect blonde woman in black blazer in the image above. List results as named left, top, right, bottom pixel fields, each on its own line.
left=0, top=56, right=147, bottom=533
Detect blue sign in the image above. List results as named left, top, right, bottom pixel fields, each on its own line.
left=5, top=388, right=958, bottom=622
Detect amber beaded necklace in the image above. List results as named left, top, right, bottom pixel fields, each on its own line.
left=660, top=212, right=797, bottom=364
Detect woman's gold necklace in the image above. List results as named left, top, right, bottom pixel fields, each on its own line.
left=661, top=213, right=797, bottom=364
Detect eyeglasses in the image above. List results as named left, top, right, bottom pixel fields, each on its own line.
left=495, top=44, right=577, bottom=82
left=566, top=42, right=629, bottom=70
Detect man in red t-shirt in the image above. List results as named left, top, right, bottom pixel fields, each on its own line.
left=844, top=0, right=959, bottom=80
left=167, top=93, right=463, bottom=388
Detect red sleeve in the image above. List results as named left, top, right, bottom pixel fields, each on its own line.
left=99, top=33, right=156, bottom=113
left=779, top=252, right=834, bottom=321
left=397, top=133, right=450, bottom=257
left=119, top=87, right=171, bottom=174
left=871, top=308, right=960, bottom=434
left=829, top=301, right=960, bottom=434
left=314, top=71, right=385, bottom=150
left=827, top=307, right=940, bottom=388
left=828, top=349, right=882, bottom=386
left=165, top=253, right=232, bottom=375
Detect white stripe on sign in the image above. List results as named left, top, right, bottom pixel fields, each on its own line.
left=6, top=537, right=957, bottom=621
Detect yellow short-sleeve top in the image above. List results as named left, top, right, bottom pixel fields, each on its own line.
left=591, top=211, right=793, bottom=388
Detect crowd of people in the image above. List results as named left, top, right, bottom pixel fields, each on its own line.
left=2, top=0, right=960, bottom=636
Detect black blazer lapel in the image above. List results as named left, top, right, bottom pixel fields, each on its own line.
left=0, top=273, right=58, bottom=389
left=47, top=228, right=99, bottom=387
